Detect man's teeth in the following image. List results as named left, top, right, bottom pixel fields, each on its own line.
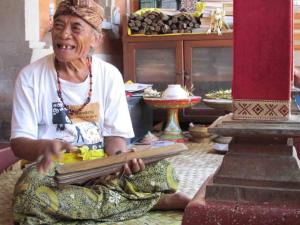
left=59, top=45, right=74, bottom=49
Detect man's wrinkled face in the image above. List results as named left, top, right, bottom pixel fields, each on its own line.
left=52, top=15, right=96, bottom=62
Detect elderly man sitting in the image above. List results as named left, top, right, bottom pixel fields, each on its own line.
left=10, top=1, right=190, bottom=224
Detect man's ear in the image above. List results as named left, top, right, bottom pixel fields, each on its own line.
left=90, top=31, right=103, bottom=49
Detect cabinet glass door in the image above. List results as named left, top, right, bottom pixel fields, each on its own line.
left=184, top=40, right=233, bottom=122
left=127, top=41, right=183, bottom=91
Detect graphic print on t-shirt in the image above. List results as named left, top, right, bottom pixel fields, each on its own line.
left=52, top=102, right=102, bottom=149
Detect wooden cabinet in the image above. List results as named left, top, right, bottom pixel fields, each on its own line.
left=183, top=39, right=232, bottom=122
left=123, top=32, right=233, bottom=123
left=125, top=41, right=184, bottom=90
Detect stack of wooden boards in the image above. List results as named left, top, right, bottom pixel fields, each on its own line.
left=55, top=143, right=188, bottom=185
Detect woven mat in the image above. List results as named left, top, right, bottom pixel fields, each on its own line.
left=0, top=142, right=223, bottom=225
left=0, top=161, right=23, bottom=225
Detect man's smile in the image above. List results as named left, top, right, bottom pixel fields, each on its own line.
left=57, top=44, right=75, bottom=50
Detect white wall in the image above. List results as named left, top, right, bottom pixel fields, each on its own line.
left=296, top=52, right=300, bottom=68
left=0, top=0, right=31, bottom=140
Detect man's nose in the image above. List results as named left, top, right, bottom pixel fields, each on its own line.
left=61, top=26, right=72, bottom=38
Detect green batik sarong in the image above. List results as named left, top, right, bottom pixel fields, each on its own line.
left=13, top=160, right=178, bottom=225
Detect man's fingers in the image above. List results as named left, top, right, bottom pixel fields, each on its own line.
left=123, top=163, right=132, bottom=175
left=62, top=142, right=76, bottom=153
left=37, top=153, right=52, bottom=173
left=37, top=155, right=46, bottom=173
left=138, top=158, right=145, bottom=171
left=36, top=140, right=74, bottom=174
left=51, top=141, right=64, bottom=159
left=128, top=158, right=145, bottom=174
left=37, top=159, right=44, bottom=173
left=131, top=158, right=140, bottom=173
left=43, top=153, right=52, bottom=172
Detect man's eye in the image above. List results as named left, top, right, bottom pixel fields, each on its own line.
left=54, top=23, right=64, bottom=29
left=72, top=26, right=82, bottom=32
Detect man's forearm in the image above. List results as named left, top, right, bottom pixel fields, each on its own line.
left=10, top=137, right=41, bottom=161
left=104, top=136, right=127, bottom=155
left=11, top=138, right=74, bottom=173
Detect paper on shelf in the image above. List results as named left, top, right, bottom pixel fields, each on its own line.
left=125, top=83, right=153, bottom=92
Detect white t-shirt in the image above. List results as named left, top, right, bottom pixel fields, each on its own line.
left=11, top=54, right=134, bottom=149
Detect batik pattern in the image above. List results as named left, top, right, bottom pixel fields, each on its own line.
left=13, top=160, right=178, bottom=225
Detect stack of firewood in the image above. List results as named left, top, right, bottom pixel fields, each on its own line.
left=128, top=11, right=201, bottom=35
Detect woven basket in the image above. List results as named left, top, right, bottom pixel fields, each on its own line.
left=0, top=161, right=22, bottom=225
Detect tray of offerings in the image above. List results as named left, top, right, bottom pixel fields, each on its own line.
left=143, top=96, right=201, bottom=109
left=203, top=89, right=232, bottom=111
left=144, top=96, right=201, bottom=142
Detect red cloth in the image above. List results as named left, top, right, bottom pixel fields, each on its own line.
left=233, top=0, right=293, bottom=101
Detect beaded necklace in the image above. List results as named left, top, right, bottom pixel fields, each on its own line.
left=55, top=57, right=93, bottom=115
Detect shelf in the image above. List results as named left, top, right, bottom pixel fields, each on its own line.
left=123, top=32, right=233, bottom=43
left=192, top=74, right=232, bottom=82
left=138, top=71, right=176, bottom=83
left=136, top=74, right=232, bottom=83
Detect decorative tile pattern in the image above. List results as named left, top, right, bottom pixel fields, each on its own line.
left=233, top=99, right=290, bottom=120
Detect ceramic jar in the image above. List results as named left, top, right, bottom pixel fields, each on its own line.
left=161, top=84, right=188, bottom=99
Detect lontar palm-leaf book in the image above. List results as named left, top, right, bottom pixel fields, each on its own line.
left=55, top=143, right=188, bottom=185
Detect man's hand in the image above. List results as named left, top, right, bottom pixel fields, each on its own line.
left=122, top=148, right=146, bottom=175
left=104, top=136, right=146, bottom=176
left=35, top=140, right=75, bottom=173
left=11, top=138, right=75, bottom=173
left=123, top=158, right=145, bottom=176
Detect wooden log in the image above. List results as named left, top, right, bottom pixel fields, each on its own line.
left=172, top=17, right=178, bottom=24
left=134, top=20, right=141, bottom=27
left=136, top=15, right=144, bottom=21
left=171, top=24, right=178, bottom=30
left=162, top=14, right=170, bottom=21
left=161, top=24, right=171, bottom=34
left=144, top=18, right=152, bottom=25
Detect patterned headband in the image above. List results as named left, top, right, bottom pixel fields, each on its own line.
left=54, top=0, right=104, bottom=31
